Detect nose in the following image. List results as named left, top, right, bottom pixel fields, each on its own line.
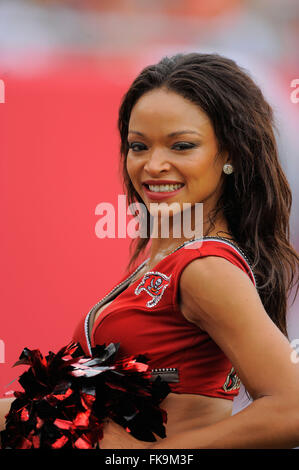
left=143, top=148, right=171, bottom=175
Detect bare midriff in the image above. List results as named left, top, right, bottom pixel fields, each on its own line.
left=99, top=392, right=233, bottom=448
left=92, top=299, right=233, bottom=449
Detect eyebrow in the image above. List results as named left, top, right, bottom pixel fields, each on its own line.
left=128, top=130, right=202, bottom=137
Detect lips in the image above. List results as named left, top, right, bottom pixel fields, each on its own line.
left=142, top=182, right=185, bottom=201
left=142, top=180, right=184, bottom=185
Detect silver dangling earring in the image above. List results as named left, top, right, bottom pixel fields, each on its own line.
left=223, top=163, right=234, bottom=175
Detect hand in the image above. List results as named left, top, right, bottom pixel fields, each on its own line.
left=99, top=419, right=156, bottom=449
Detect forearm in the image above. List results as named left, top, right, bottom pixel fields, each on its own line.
left=0, top=398, right=15, bottom=432
left=152, top=395, right=299, bottom=449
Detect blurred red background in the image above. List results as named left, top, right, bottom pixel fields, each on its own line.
left=0, top=56, right=143, bottom=394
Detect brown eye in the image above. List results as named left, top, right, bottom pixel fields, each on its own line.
left=128, top=142, right=147, bottom=152
left=172, top=142, right=196, bottom=150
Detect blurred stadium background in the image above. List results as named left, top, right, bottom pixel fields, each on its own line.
left=0, top=0, right=298, bottom=415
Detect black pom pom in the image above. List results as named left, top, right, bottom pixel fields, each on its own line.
left=1, top=342, right=170, bottom=449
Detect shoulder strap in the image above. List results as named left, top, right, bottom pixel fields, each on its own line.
left=173, top=237, right=256, bottom=287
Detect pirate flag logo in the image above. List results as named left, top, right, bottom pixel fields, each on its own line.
left=223, top=367, right=241, bottom=392
left=135, top=271, right=171, bottom=308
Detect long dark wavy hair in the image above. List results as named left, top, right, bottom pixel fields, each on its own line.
left=117, top=52, right=299, bottom=338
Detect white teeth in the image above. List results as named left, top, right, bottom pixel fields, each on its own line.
left=148, top=183, right=183, bottom=192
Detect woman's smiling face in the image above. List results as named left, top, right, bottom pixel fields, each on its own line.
left=126, top=88, right=229, bottom=218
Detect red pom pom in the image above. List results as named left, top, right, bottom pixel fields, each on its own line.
left=1, top=342, right=170, bottom=448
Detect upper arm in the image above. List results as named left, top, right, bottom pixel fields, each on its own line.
left=179, top=256, right=299, bottom=401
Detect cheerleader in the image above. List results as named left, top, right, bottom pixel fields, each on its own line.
left=1, top=53, right=299, bottom=449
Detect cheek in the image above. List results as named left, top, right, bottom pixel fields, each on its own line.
left=185, top=158, right=223, bottom=191
left=126, top=156, right=142, bottom=191
left=126, top=156, right=138, bottom=179
left=126, top=156, right=135, bottom=181
left=183, top=156, right=217, bottom=179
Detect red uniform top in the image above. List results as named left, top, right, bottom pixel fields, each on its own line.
left=72, top=237, right=256, bottom=400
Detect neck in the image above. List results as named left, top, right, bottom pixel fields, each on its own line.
left=145, top=211, right=233, bottom=267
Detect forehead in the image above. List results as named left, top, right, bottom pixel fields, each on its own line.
left=129, top=88, right=212, bottom=132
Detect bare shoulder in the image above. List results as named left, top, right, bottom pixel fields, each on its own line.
left=179, top=256, right=299, bottom=401
left=179, top=255, right=259, bottom=326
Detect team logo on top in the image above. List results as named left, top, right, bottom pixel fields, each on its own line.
left=223, top=367, right=241, bottom=392
left=135, top=271, right=171, bottom=308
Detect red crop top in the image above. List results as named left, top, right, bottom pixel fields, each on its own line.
left=72, top=237, right=256, bottom=400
